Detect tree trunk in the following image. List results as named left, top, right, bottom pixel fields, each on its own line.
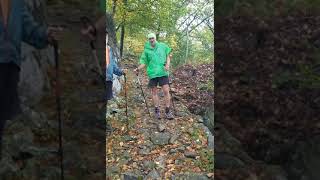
left=119, top=0, right=127, bottom=58
left=106, top=13, right=120, bottom=59
left=119, top=24, right=125, bottom=58
left=112, top=0, right=117, bottom=15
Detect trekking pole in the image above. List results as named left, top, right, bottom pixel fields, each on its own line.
left=168, top=70, right=176, bottom=114
left=136, top=73, right=152, bottom=119
left=53, top=40, right=64, bottom=180
left=124, top=74, right=129, bottom=131
left=165, top=65, right=176, bottom=114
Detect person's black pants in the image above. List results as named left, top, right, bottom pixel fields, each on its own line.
left=0, top=62, right=21, bottom=159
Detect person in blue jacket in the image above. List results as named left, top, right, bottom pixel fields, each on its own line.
left=105, top=31, right=127, bottom=102
left=81, top=13, right=127, bottom=103
left=0, top=0, right=62, bottom=159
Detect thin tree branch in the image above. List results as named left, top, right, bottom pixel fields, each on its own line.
left=182, top=13, right=214, bottom=36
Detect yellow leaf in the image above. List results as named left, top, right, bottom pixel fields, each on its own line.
left=207, top=173, right=214, bottom=177
left=107, top=148, right=112, bottom=154
left=120, top=142, right=124, bottom=146
left=167, top=159, right=173, bottom=164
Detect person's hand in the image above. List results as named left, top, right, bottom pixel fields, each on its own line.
left=134, top=68, right=139, bottom=75
left=122, top=69, right=128, bottom=75
left=47, top=26, right=64, bottom=44
left=165, top=63, right=170, bottom=71
left=81, top=25, right=95, bottom=40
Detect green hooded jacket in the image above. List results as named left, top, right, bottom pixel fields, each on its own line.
left=139, top=41, right=172, bottom=79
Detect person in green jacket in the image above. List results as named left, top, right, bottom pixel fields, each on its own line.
left=134, top=33, right=174, bottom=120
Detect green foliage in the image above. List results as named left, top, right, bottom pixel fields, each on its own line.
left=195, top=149, right=214, bottom=172
left=108, top=0, right=213, bottom=66
left=171, top=30, right=214, bottom=68
left=199, top=80, right=214, bottom=92
left=191, top=128, right=200, bottom=141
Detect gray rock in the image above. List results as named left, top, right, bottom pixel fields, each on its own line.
left=29, top=109, right=48, bottom=128
left=158, top=124, right=166, bottom=132
left=119, top=159, right=130, bottom=166
left=184, top=151, right=197, bottom=159
left=155, top=156, right=166, bottom=169
left=203, top=105, right=214, bottom=133
left=169, top=134, right=180, bottom=144
left=208, top=135, right=214, bottom=150
left=170, top=149, right=178, bottom=154
left=123, top=135, right=137, bottom=142
left=187, top=127, right=194, bottom=135
left=150, top=132, right=171, bottom=146
left=176, top=146, right=186, bottom=152
left=143, top=140, right=153, bottom=148
left=19, top=47, right=44, bottom=105
left=215, top=153, right=245, bottom=169
left=195, top=115, right=204, bottom=123
left=143, top=161, right=156, bottom=169
left=198, top=123, right=212, bottom=137
left=174, top=111, right=188, bottom=117
left=174, top=159, right=182, bottom=165
left=106, top=166, right=120, bottom=174
left=197, top=118, right=204, bottom=123
left=123, top=172, right=143, bottom=180
left=145, top=169, right=160, bottom=179
left=139, top=148, right=151, bottom=155
left=123, top=151, right=131, bottom=159
left=19, top=38, right=53, bottom=106
left=172, top=173, right=209, bottom=180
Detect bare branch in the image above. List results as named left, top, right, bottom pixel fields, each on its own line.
left=182, top=13, right=214, bottom=36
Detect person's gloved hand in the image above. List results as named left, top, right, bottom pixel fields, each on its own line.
left=47, top=26, right=64, bottom=44
left=133, top=68, right=139, bottom=75
left=122, top=69, right=128, bottom=75
left=81, top=25, right=96, bottom=41
left=165, top=63, right=170, bottom=71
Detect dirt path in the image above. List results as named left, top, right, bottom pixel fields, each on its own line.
left=106, top=60, right=214, bottom=179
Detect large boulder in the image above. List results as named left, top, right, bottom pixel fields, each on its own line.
left=19, top=45, right=54, bottom=106
left=19, top=0, right=54, bottom=106
left=203, top=104, right=214, bottom=133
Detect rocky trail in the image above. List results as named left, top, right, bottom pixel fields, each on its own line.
left=106, top=61, right=214, bottom=179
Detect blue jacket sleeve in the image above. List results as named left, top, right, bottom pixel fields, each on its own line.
left=113, top=61, right=124, bottom=76
left=110, top=48, right=124, bottom=76
left=22, top=3, right=48, bottom=49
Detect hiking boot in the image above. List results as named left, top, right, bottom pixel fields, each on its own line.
left=165, top=107, right=174, bottom=120
left=154, top=107, right=161, bottom=119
